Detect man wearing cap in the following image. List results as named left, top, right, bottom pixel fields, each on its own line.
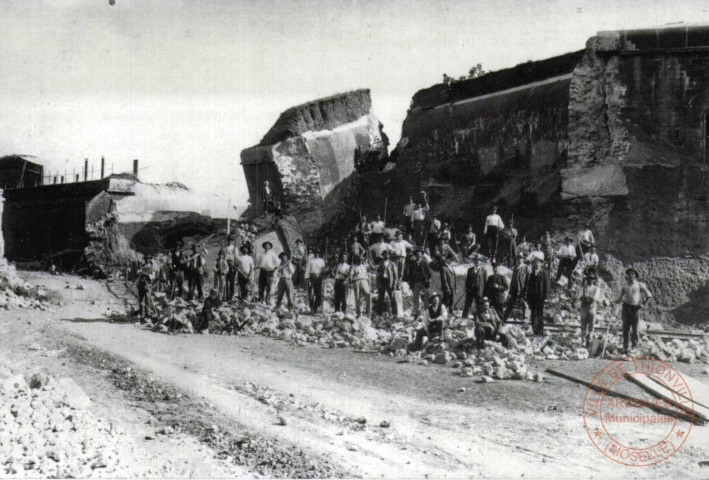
left=169, top=241, right=186, bottom=300
left=257, top=241, right=279, bottom=304
left=349, top=256, right=371, bottom=316
left=504, top=253, right=530, bottom=322
left=577, top=274, right=602, bottom=347
left=474, top=296, right=509, bottom=349
left=462, top=255, right=483, bottom=319
left=275, top=252, right=296, bottom=312
left=583, top=244, right=600, bottom=278
left=370, top=214, right=386, bottom=244
left=376, top=250, right=398, bottom=315
left=406, top=249, right=433, bottom=317
left=305, top=248, right=326, bottom=313
left=292, top=239, right=307, bottom=288
left=527, top=257, right=549, bottom=335
left=389, top=230, right=412, bottom=288
left=235, top=245, right=254, bottom=301
left=333, top=252, right=351, bottom=313
left=555, top=236, right=577, bottom=290
left=224, top=235, right=238, bottom=300
left=483, top=260, right=510, bottom=317
left=412, top=292, right=447, bottom=351
left=484, top=205, right=504, bottom=261
left=187, top=244, right=206, bottom=301
left=615, top=268, right=652, bottom=354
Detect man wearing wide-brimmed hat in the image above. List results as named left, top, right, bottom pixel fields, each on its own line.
left=275, top=252, right=296, bottom=312
left=615, top=267, right=652, bottom=354
left=257, top=241, right=279, bottom=303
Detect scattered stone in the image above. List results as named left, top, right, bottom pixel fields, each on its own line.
left=379, top=420, right=391, bottom=428
left=277, top=416, right=288, bottom=426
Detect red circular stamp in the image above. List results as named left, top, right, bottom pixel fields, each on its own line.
left=582, top=356, right=694, bottom=467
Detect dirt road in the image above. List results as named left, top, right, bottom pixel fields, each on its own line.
left=4, top=270, right=709, bottom=478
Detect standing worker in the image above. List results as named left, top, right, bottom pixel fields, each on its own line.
left=406, top=249, right=433, bottom=318
left=186, top=244, right=206, bottom=301
left=483, top=260, right=509, bottom=317
left=305, top=248, right=326, bottom=313
left=577, top=273, right=602, bottom=348
left=333, top=252, right=352, bottom=313
left=224, top=235, right=238, bottom=301
left=235, top=245, right=254, bottom=302
left=555, top=236, right=577, bottom=290
left=370, top=214, right=386, bottom=244
left=462, top=255, right=483, bottom=319
left=484, top=205, right=504, bottom=261
left=214, top=249, right=229, bottom=302
left=504, top=219, right=518, bottom=268
left=504, top=253, right=530, bottom=322
left=137, top=255, right=156, bottom=321
left=292, top=238, right=307, bottom=287
left=257, top=241, right=279, bottom=304
left=614, top=268, right=652, bottom=354
left=583, top=244, right=600, bottom=277
left=402, top=196, right=416, bottom=232
left=169, top=241, right=185, bottom=300
left=578, top=224, right=595, bottom=256
left=275, top=252, right=297, bottom=313
left=389, top=230, right=412, bottom=288
left=376, top=250, right=398, bottom=315
left=349, top=256, right=371, bottom=317
left=527, top=258, right=549, bottom=336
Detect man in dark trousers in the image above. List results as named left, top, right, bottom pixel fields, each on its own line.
left=474, top=296, right=509, bottom=349
left=405, top=249, right=433, bottom=318
left=169, top=241, right=185, bottom=300
left=615, top=268, right=652, bottom=354
left=462, top=255, right=482, bottom=319
left=376, top=250, right=398, bottom=315
left=483, top=205, right=504, bottom=261
left=186, top=244, right=206, bottom=300
left=436, top=254, right=456, bottom=311
left=527, top=258, right=549, bottom=335
left=504, top=253, right=530, bottom=322
left=483, top=260, right=509, bottom=317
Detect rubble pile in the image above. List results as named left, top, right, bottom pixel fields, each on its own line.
left=82, top=213, right=141, bottom=278
left=0, top=260, right=51, bottom=311
left=0, top=372, right=129, bottom=478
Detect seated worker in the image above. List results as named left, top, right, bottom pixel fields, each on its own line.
left=474, top=296, right=509, bottom=349
left=194, top=288, right=220, bottom=333
left=411, top=292, right=448, bottom=351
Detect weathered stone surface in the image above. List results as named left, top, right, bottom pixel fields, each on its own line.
left=560, top=165, right=628, bottom=199
left=55, top=377, right=92, bottom=410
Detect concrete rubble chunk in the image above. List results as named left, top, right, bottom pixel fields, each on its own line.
left=55, top=378, right=92, bottom=410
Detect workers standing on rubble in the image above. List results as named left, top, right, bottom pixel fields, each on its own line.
left=292, top=239, right=307, bottom=287
left=376, top=250, right=398, bottom=315
left=225, top=235, right=237, bottom=300
left=577, top=273, right=602, bottom=348
left=275, top=252, right=296, bottom=312
left=235, top=245, right=254, bottom=302
left=257, top=241, right=278, bottom=304
left=389, top=230, right=412, bottom=288
left=349, top=256, right=371, bottom=317
left=214, top=249, right=229, bottom=302
left=555, top=236, right=577, bottom=291
left=583, top=244, right=600, bottom=277
left=484, top=260, right=510, bottom=317
left=137, top=255, right=156, bottom=321
left=504, top=253, right=530, bottom=322
left=169, top=241, right=185, bottom=300
left=305, top=248, right=326, bottom=313
left=411, top=292, right=447, bottom=351
left=484, top=205, right=504, bottom=261
left=527, top=257, right=549, bottom=336
left=459, top=225, right=479, bottom=259
left=474, top=297, right=509, bottom=349
left=186, top=244, right=206, bottom=301
left=406, top=248, right=433, bottom=318
left=462, top=255, right=482, bottom=319
left=370, top=214, right=386, bottom=244
left=333, top=252, right=351, bottom=313
left=615, top=268, right=653, bottom=354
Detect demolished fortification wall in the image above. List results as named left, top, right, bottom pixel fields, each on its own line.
left=374, top=25, right=709, bottom=325
left=240, top=89, right=388, bottom=234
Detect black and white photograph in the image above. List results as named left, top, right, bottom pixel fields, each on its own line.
left=1, top=0, right=709, bottom=478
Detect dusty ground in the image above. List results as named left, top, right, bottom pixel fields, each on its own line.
left=2, top=269, right=709, bottom=478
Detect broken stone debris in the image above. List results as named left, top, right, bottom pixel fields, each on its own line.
left=0, top=259, right=52, bottom=311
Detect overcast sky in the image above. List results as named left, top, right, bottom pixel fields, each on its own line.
left=1, top=0, right=707, bottom=206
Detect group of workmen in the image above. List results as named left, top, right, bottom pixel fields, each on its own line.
left=135, top=196, right=652, bottom=354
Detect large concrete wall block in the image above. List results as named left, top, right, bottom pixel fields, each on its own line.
left=561, top=165, right=628, bottom=199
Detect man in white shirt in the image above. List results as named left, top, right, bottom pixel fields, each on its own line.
left=257, top=241, right=279, bottom=303
left=349, top=256, right=371, bottom=316
left=615, top=268, right=652, bottom=354
left=411, top=202, right=429, bottom=245
left=389, top=230, right=412, bottom=287
left=577, top=274, right=602, bottom=347
left=484, top=206, right=505, bottom=260
left=275, top=252, right=297, bottom=312
left=578, top=225, right=595, bottom=255
left=370, top=214, right=386, bottom=244
left=235, top=245, right=254, bottom=301
left=402, top=197, right=415, bottom=231
left=291, top=239, right=307, bottom=287
left=305, top=248, right=326, bottom=313
left=427, top=215, right=442, bottom=253
left=555, top=236, right=577, bottom=290
left=583, top=244, right=600, bottom=277
left=224, top=235, right=238, bottom=300
left=333, top=252, right=351, bottom=313
left=369, top=236, right=392, bottom=264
